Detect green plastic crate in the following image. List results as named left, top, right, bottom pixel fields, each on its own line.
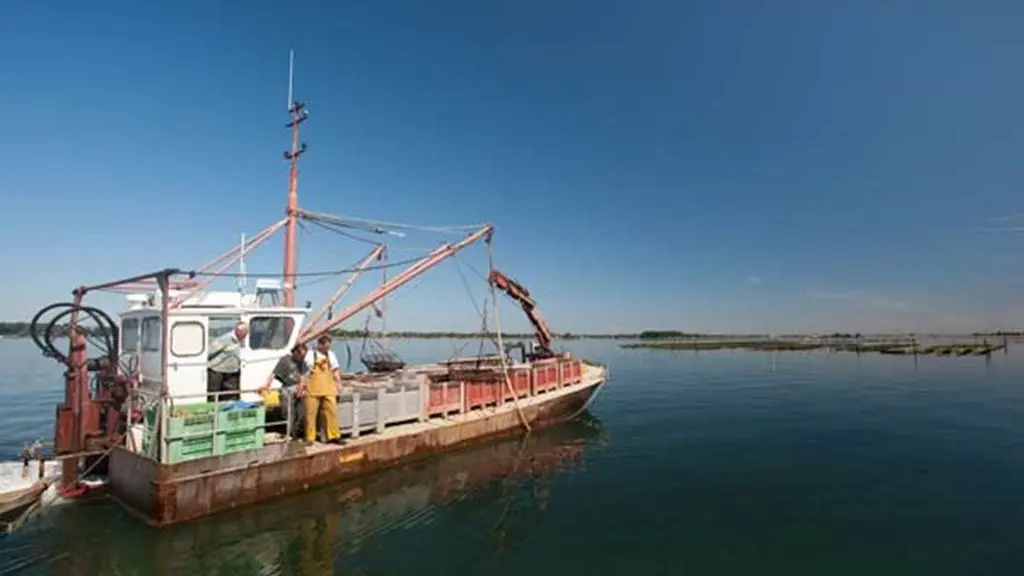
left=141, top=428, right=214, bottom=464
left=167, top=435, right=215, bottom=463
left=216, top=406, right=266, bottom=433
left=146, top=403, right=217, bottom=439
left=215, top=428, right=265, bottom=455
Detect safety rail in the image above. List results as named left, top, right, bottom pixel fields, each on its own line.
left=130, top=356, right=594, bottom=465
left=425, top=356, right=584, bottom=416
left=135, top=389, right=289, bottom=465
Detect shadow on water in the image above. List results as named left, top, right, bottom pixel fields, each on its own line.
left=1, top=412, right=607, bottom=575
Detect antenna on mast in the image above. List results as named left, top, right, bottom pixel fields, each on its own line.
left=287, top=49, right=294, bottom=110
left=282, top=49, right=309, bottom=307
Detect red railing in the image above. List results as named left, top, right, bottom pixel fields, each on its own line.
left=426, top=382, right=461, bottom=416
left=424, top=357, right=585, bottom=415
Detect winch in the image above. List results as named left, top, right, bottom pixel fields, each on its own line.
left=28, top=301, right=134, bottom=484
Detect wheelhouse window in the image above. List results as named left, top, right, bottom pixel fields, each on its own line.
left=208, top=315, right=241, bottom=341
left=170, top=321, right=205, bottom=357
left=121, top=318, right=139, bottom=354
left=248, top=316, right=296, bottom=350
left=141, top=317, right=161, bottom=352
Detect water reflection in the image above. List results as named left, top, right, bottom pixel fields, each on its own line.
left=8, top=413, right=605, bottom=575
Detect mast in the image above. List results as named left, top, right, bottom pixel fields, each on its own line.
left=283, top=49, right=309, bottom=307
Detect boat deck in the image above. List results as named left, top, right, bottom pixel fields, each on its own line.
left=107, top=362, right=606, bottom=528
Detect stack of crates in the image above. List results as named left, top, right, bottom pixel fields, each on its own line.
left=215, top=404, right=266, bottom=455
left=143, top=403, right=266, bottom=464
left=143, top=403, right=217, bottom=463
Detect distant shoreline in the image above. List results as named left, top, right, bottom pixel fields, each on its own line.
left=0, top=322, right=1021, bottom=341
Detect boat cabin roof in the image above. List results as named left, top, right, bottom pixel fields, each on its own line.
left=121, top=306, right=308, bottom=317
left=119, top=290, right=309, bottom=319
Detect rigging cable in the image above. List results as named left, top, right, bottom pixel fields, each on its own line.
left=187, top=254, right=435, bottom=278
left=452, top=255, right=500, bottom=352
left=299, top=209, right=488, bottom=235
left=486, top=239, right=531, bottom=433
left=294, top=223, right=385, bottom=290
left=306, top=218, right=384, bottom=246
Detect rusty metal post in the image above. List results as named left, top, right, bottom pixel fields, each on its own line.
left=419, top=382, right=428, bottom=423
left=57, top=290, right=88, bottom=492
left=75, top=269, right=184, bottom=294
left=157, top=272, right=171, bottom=465
left=441, top=382, right=449, bottom=420
left=352, top=393, right=361, bottom=438
left=375, top=394, right=385, bottom=433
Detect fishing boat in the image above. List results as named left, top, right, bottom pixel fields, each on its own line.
left=0, top=481, right=48, bottom=533
left=22, top=55, right=608, bottom=528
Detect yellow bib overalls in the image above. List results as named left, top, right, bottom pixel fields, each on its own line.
left=304, top=352, right=340, bottom=442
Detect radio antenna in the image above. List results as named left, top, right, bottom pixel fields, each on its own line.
left=287, top=49, right=295, bottom=110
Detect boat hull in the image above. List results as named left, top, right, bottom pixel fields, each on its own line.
left=107, top=375, right=604, bottom=528
left=0, top=482, right=47, bottom=532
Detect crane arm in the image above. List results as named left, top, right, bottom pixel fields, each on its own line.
left=488, top=269, right=554, bottom=356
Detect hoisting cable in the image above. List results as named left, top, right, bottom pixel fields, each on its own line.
left=299, top=209, right=488, bottom=236
left=455, top=253, right=490, bottom=284
left=186, top=251, right=437, bottom=278
left=306, top=218, right=384, bottom=247
left=453, top=257, right=500, bottom=352
left=447, top=296, right=487, bottom=363
left=486, top=238, right=531, bottom=433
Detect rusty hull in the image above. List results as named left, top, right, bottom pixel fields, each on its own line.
left=108, top=380, right=600, bottom=527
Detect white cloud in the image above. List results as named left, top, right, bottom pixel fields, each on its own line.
left=806, top=289, right=908, bottom=310
left=745, top=275, right=763, bottom=286
left=987, top=213, right=1024, bottom=223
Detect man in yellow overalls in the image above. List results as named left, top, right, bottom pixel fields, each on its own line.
left=299, top=335, right=343, bottom=443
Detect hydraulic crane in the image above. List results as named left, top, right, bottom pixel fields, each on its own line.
left=488, top=269, right=555, bottom=360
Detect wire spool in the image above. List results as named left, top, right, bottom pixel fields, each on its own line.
left=28, top=302, right=120, bottom=369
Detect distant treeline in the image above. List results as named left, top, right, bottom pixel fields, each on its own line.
left=4, top=321, right=1017, bottom=341
left=0, top=322, right=109, bottom=339
left=0, top=322, right=630, bottom=341
left=324, top=330, right=630, bottom=340
left=0, top=322, right=715, bottom=340
left=636, top=330, right=779, bottom=340
left=0, top=322, right=32, bottom=337
left=635, top=330, right=838, bottom=340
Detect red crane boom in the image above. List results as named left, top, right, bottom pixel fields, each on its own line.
left=488, top=269, right=554, bottom=357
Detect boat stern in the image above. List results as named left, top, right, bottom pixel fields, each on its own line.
left=580, top=358, right=609, bottom=385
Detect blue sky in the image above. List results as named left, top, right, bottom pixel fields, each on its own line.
left=1, top=0, right=1023, bottom=334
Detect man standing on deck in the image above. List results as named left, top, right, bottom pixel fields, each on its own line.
left=207, top=322, right=248, bottom=402
left=268, top=343, right=308, bottom=389
left=298, top=334, right=343, bottom=443
left=261, top=343, right=308, bottom=436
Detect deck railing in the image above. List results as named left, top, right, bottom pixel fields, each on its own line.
left=134, top=355, right=590, bottom=464
left=137, top=389, right=289, bottom=465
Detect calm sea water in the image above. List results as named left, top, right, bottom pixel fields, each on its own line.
left=2, top=337, right=1024, bottom=574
